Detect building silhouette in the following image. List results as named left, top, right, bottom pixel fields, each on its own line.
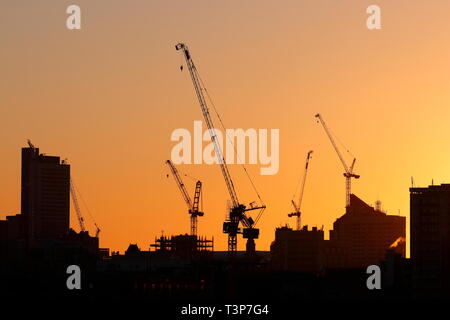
left=330, top=194, right=405, bottom=268
left=271, top=194, right=405, bottom=273
left=21, top=145, right=70, bottom=242
left=270, top=226, right=325, bottom=273
left=5, top=143, right=450, bottom=301
left=0, top=143, right=98, bottom=275
left=410, top=184, right=450, bottom=298
left=150, top=234, right=213, bottom=259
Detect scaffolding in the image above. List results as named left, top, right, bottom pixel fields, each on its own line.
left=150, top=234, right=213, bottom=257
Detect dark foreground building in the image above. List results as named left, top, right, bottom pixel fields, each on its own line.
left=410, top=184, right=450, bottom=298
left=0, top=143, right=98, bottom=277
left=21, top=143, right=70, bottom=242
left=330, top=194, right=406, bottom=268
left=270, top=226, right=325, bottom=273
left=271, top=194, right=406, bottom=273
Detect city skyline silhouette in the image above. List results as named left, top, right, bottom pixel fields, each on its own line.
left=3, top=0, right=450, bottom=305
left=2, top=1, right=450, bottom=255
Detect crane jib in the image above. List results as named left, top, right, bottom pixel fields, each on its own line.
left=178, top=44, right=240, bottom=208
left=176, top=42, right=266, bottom=252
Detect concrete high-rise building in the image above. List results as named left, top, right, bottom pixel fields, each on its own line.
left=21, top=145, right=70, bottom=241
left=270, top=226, right=325, bottom=273
left=330, top=194, right=405, bottom=268
left=410, top=184, right=450, bottom=298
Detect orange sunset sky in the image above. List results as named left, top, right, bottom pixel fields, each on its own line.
left=2, top=1, right=450, bottom=255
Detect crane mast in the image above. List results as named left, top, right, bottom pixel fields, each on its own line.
left=166, top=160, right=204, bottom=236
left=191, top=181, right=202, bottom=236
left=176, top=42, right=265, bottom=253
left=288, top=150, right=313, bottom=230
left=315, top=113, right=360, bottom=207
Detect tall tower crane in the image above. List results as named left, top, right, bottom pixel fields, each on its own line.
left=289, top=150, right=313, bottom=230
left=315, top=113, right=360, bottom=207
left=166, top=160, right=204, bottom=236
left=175, top=43, right=266, bottom=254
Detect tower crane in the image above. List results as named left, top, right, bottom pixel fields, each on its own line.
left=315, top=113, right=360, bottom=207
left=62, top=159, right=101, bottom=237
left=71, top=179, right=101, bottom=237
left=166, top=160, right=204, bottom=236
left=175, top=42, right=266, bottom=254
left=288, top=150, right=313, bottom=230
left=70, top=178, right=86, bottom=232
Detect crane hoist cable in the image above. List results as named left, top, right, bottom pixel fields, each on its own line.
left=197, top=69, right=265, bottom=208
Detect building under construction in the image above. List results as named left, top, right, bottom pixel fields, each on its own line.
left=150, top=234, right=213, bottom=259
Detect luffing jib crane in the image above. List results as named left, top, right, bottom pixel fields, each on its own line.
left=288, top=150, right=313, bottom=230
left=71, top=179, right=101, bottom=237
left=70, top=178, right=86, bottom=232
left=166, top=160, right=204, bottom=236
left=315, top=113, right=360, bottom=207
left=175, top=42, right=266, bottom=254
left=62, top=159, right=101, bottom=237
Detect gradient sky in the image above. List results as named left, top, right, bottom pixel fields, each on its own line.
left=2, top=1, right=450, bottom=255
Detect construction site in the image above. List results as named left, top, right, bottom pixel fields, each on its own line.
left=159, top=43, right=405, bottom=264
left=0, top=43, right=411, bottom=302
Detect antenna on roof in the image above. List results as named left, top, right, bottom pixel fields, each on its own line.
left=375, top=200, right=382, bottom=212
